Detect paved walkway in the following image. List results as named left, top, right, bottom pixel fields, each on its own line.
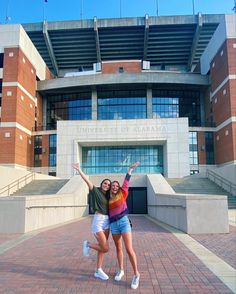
left=0, top=216, right=235, bottom=294
left=190, top=225, right=236, bottom=269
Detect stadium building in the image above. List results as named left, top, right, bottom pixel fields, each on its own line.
left=0, top=13, right=235, bottom=188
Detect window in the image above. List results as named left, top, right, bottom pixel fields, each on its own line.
left=205, top=132, right=215, bottom=164
left=0, top=53, right=4, bottom=68
left=47, top=92, right=92, bottom=129
left=49, top=134, right=57, bottom=167
left=82, top=145, right=163, bottom=174
left=34, top=135, right=42, bottom=167
left=153, top=89, right=200, bottom=126
left=97, top=90, right=146, bottom=120
left=152, top=97, right=179, bottom=118
left=34, top=154, right=42, bottom=167
left=189, top=132, right=198, bottom=166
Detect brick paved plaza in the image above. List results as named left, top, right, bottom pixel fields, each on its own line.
left=0, top=216, right=235, bottom=294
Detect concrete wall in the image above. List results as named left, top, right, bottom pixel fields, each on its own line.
left=0, top=196, right=26, bottom=233
left=0, top=166, right=61, bottom=196
left=206, top=163, right=236, bottom=196
left=57, top=118, right=189, bottom=179
left=201, top=14, right=236, bottom=75
left=0, top=24, right=46, bottom=80
left=0, top=172, right=229, bottom=234
left=147, top=174, right=229, bottom=234
left=37, top=71, right=209, bottom=91
left=0, top=176, right=88, bottom=233
left=0, top=166, right=31, bottom=189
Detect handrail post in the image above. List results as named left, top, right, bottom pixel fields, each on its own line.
left=207, top=168, right=236, bottom=196
left=0, top=171, right=36, bottom=197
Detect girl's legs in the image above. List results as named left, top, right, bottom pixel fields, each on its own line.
left=89, top=230, right=109, bottom=253
left=121, top=232, right=139, bottom=276
left=86, top=229, right=109, bottom=280
left=112, top=233, right=124, bottom=271
left=96, top=229, right=109, bottom=269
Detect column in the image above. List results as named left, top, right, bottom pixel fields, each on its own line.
left=147, top=87, right=152, bottom=119
left=92, top=88, right=97, bottom=120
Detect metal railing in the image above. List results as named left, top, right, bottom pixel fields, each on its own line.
left=0, top=172, right=35, bottom=197
left=206, top=169, right=236, bottom=196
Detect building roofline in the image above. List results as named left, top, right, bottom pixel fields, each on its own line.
left=22, top=14, right=225, bottom=31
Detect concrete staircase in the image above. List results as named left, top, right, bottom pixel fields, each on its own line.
left=166, top=176, right=236, bottom=209
left=11, top=180, right=69, bottom=196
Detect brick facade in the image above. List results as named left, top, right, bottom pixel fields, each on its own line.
left=0, top=127, right=33, bottom=166
left=211, top=80, right=231, bottom=126
left=208, top=38, right=236, bottom=164
left=214, top=123, right=235, bottom=164
left=102, top=60, right=142, bottom=74
left=42, top=135, right=49, bottom=167
left=198, top=132, right=206, bottom=165
left=0, top=47, right=51, bottom=168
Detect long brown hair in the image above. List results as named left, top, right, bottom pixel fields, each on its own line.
left=99, top=178, right=111, bottom=200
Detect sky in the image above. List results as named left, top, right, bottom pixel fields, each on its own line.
left=0, top=0, right=235, bottom=24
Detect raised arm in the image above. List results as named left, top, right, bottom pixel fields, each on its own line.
left=121, top=162, right=140, bottom=193
left=72, top=163, right=93, bottom=191
left=127, top=161, right=140, bottom=175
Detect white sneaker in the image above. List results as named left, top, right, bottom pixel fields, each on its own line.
left=83, top=240, right=90, bottom=257
left=131, top=275, right=140, bottom=290
left=94, top=268, right=109, bottom=280
left=114, top=270, right=124, bottom=281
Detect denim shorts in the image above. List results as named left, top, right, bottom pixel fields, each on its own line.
left=110, top=215, right=131, bottom=235
left=91, top=213, right=110, bottom=234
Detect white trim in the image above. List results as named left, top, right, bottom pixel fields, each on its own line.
left=189, top=117, right=236, bottom=133
left=0, top=163, right=30, bottom=170
left=214, top=160, right=236, bottom=167
left=2, top=82, right=36, bottom=103
left=189, top=127, right=215, bottom=132
left=1, top=25, right=47, bottom=80
left=0, top=122, right=32, bottom=136
left=216, top=117, right=236, bottom=132
left=210, top=75, right=236, bottom=98
left=32, top=130, right=57, bottom=136
left=0, top=68, right=3, bottom=79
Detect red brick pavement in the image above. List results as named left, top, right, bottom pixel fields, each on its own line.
left=190, top=225, right=236, bottom=269
left=0, top=216, right=233, bottom=294
left=0, top=233, right=22, bottom=245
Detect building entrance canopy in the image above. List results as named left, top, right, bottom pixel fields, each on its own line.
left=56, top=118, right=189, bottom=179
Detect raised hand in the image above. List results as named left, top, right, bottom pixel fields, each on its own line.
left=72, top=163, right=81, bottom=170
left=129, top=162, right=140, bottom=170
left=128, top=162, right=140, bottom=174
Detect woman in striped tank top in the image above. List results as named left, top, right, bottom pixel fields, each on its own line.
left=109, top=162, right=140, bottom=290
